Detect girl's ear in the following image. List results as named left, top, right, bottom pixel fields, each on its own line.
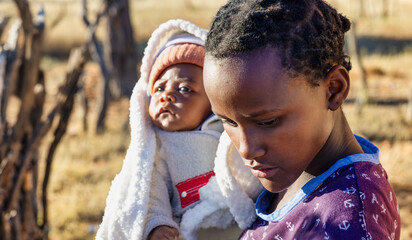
left=325, top=65, right=350, bottom=111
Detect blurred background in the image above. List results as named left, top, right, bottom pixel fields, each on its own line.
left=0, top=0, right=411, bottom=239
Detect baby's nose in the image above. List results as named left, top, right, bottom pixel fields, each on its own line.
left=160, top=92, right=176, bottom=103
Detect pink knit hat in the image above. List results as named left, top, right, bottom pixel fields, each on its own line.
left=148, top=43, right=205, bottom=95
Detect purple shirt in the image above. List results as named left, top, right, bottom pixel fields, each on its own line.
left=239, top=136, right=400, bottom=240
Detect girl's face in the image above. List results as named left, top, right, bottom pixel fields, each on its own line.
left=149, top=63, right=211, bottom=131
left=203, top=47, right=334, bottom=193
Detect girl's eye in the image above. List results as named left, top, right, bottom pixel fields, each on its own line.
left=222, top=119, right=237, bottom=127
left=258, top=118, right=278, bottom=127
left=179, top=86, right=192, bottom=92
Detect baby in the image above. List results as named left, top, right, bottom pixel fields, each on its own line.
left=148, top=36, right=212, bottom=132
left=96, top=20, right=244, bottom=240
left=144, top=31, right=225, bottom=239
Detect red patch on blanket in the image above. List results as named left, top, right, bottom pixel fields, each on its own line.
left=176, top=171, right=215, bottom=208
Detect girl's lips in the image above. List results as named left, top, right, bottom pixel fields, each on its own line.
left=250, top=168, right=278, bottom=178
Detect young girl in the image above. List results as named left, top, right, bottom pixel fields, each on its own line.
left=203, top=0, right=401, bottom=239
left=96, top=19, right=260, bottom=240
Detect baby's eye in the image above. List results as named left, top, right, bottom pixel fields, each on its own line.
left=179, top=86, right=192, bottom=92
left=155, top=86, right=165, bottom=92
left=257, top=118, right=278, bottom=127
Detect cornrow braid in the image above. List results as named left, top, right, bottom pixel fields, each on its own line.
left=206, top=0, right=352, bottom=85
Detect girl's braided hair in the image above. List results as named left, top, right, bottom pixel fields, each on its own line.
left=205, top=0, right=352, bottom=85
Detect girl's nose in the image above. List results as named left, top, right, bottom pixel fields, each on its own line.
left=237, top=128, right=266, bottom=161
left=159, top=91, right=176, bottom=103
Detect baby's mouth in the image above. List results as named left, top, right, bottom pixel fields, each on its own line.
left=159, top=107, right=174, bottom=115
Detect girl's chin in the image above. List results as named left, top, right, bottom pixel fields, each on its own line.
left=260, top=179, right=290, bottom=194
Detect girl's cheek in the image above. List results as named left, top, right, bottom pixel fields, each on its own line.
left=224, top=128, right=241, bottom=150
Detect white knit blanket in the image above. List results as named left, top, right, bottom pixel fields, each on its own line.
left=95, top=19, right=263, bottom=240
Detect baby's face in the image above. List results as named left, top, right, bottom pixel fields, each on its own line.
left=149, top=63, right=211, bottom=131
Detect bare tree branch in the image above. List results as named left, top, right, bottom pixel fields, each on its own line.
left=82, top=0, right=110, bottom=134
left=41, top=47, right=89, bottom=230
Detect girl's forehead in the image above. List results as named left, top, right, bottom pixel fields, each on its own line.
left=205, top=53, right=291, bottom=102
left=205, top=48, right=287, bottom=84
left=206, top=47, right=285, bottom=70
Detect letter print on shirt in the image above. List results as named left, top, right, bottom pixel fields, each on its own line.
left=371, top=193, right=379, bottom=204
left=346, top=174, right=355, bottom=180
left=344, top=199, right=355, bottom=208
left=381, top=204, right=387, bottom=214
left=359, top=191, right=366, bottom=200
left=286, top=222, right=295, bottom=232
left=362, top=173, right=371, bottom=181
left=339, top=220, right=350, bottom=231
left=274, top=235, right=283, bottom=240
left=313, top=203, right=319, bottom=212
left=344, top=187, right=356, bottom=194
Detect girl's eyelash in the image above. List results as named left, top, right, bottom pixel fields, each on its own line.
left=220, top=118, right=278, bottom=127
left=257, top=118, right=279, bottom=126
left=221, top=119, right=237, bottom=127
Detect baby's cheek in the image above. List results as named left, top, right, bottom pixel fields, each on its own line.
left=148, top=101, right=156, bottom=120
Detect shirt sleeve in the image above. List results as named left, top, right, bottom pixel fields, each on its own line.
left=357, top=163, right=400, bottom=239
left=143, top=157, right=179, bottom=239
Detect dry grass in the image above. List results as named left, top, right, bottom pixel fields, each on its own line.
left=37, top=58, right=130, bottom=239
left=38, top=71, right=130, bottom=239
left=43, top=125, right=127, bottom=239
